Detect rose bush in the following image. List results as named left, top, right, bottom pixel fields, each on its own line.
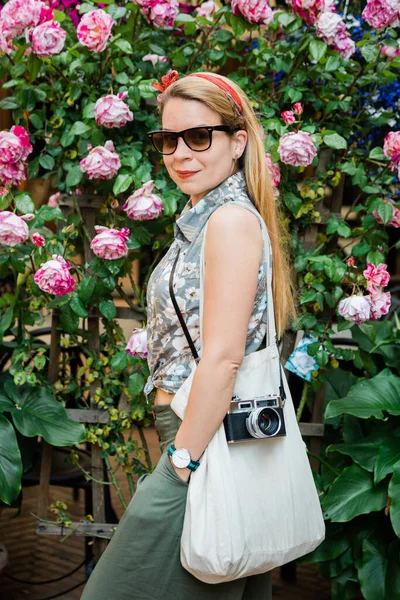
left=0, top=0, right=399, bottom=595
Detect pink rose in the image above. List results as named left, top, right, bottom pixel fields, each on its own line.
left=125, top=328, right=148, bottom=359
left=196, top=0, right=218, bottom=19
left=34, top=254, right=75, bottom=295
left=362, top=0, right=399, bottom=29
left=383, top=131, right=400, bottom=171
left=0, top=187, right=9, bottom=198
left=1, top=0, right=53, bottom=38
left=21, top=213, right=35, bottom=221
left=140, top=0, right=179, bottom=28
left=363, top=263, right=390, bottom=294
left=381, top=43, right=400, bottom=58
left=31, top=232, right=45, bottom=246
left=293, top=102, right=303, bottom=115
left=0, top=160, right=27, bottom=186
left=333, top=32, right=356, bottom=59
left=0, top=210, right=29, bottom=246
left=278, top=131, right=318, bottom=167
left=94, top=93, right=134, bottom=129
left=0, top=125, right=32, bottom=164
left=0, top=20, right=15, bottom=54
left=372, top=200, right=400, bottom=228
left=231, top=0, right=274, bottom=25
left=142, top=53, right=167, bottom=65
left=90, top=226, right=130, bottom=260
left=76, top=9, right=114, bottom=52
left=265, top=153, right=281, bottom=187
left=287, top=0, right=335, bottom=24
left=79, top=140, right=121, bottom=180
left=315, top=11, right=349, bottom=44
left=281, top=111, right=296, bottom=125
left=370, top=290, right=391, bottom=319
left=48, top=191, right=60, bottom=207
left=338, top=295, right=371, bottom=325
left=28, top=20, right=66, bottom=58
left=122, top=181, right=164, bottom=221
left=345, top=256, right=356, bottom=267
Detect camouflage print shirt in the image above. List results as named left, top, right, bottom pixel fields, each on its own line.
left=144, top=170, right=268, bottom=399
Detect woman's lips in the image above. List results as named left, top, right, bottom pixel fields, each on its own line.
left=176, top=171, right=199, bottom=179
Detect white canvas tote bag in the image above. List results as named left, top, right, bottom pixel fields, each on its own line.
left=170, top=200, right=325, bottom=584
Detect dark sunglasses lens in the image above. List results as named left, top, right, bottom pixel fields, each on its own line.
left=184, top=128, right=211, bottom=151
left=152, top=132, right=177, bottom=154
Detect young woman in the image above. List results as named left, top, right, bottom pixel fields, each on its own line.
left=81, top=71, right=297, bottom=600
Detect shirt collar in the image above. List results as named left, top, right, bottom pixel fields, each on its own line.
left=175, top=170, right=248, bottom=243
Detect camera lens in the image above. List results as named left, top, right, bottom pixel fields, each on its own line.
left=245, top=408, right=281, bottom=439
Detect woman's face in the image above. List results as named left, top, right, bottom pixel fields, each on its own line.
left=161, top=98, right=247, bottom=206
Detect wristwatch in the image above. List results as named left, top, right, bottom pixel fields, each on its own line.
left=167, top=444, right=200, bottom=472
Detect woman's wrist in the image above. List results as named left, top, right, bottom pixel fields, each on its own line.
left=169, top=455, right=191, bottom=482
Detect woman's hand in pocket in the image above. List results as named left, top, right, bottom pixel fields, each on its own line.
left=169, top=456, right=191, bottom=483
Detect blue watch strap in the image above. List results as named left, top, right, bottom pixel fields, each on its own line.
left=168, top=443, right=200, bottom=472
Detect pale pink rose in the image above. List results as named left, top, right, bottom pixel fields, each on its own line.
left=20, top=213, right=35, bottom=221
left=0, top=187, right=9, bottom=198
left=122, top=181, right=164, bottom=221
left=34, top=254, right=75, bottom=295
left=281, top=111, right=296, bottom=125
left=315, top=11, right=346, bottom=43
left=0, top=20, right=15, bottom=54
left=31, top=232, right=45, bottom=246
left=286, top=0, right=335, bottom=23
left=333, top=32, right=356, bottom=59
left=293, top=102, right=303, bottom=115
left=383, top=131, right=400, bottom=171
left=362, top=0, right=399, bottom=29
left=370, top=290, right=391, bottom=319
left=0, top=160, right=27, bottom=186
left=94, top=93, right=134, bottom=129
left=48, top=191, right=60, bottom=207
left=231, top=0, right=274, bottom=25
left=345, top=256, right=356, bottom=267
left=90, top=226, right=130, bottom=260
left=76, top=9, right=114, bottom=52
left=278, top=131, right=318, bottom=167
left=0, top=125, right=32, bottom=164
left=338, top=295, right=371, bottom=325
left=381, top=43, right=400, bottom=58
left=363, top=263, right=390, bottom=294
left=142, top=53, right=167, bottom=65
left=1, top=0, right=53, bottom=38
left=265, top=153, right=281, bottom=187
left=0, top=210, right=29, bottom=246
left=372, top=200, right=400, bottom=228
left=28, top=20, right=66, bottom=58
left=196, top=0, right=218, bottom=19
left=125, top=328, right=148, bottom=359
left=140, top=0, right=179, bottom=28
left=79, top=140, right=121, bottom=180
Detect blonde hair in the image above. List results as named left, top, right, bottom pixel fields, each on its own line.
left=159, top=72, right=297, bottom=338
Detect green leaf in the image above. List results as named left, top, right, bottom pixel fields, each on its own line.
left=316, top=350, right=329, bottom=367
left=360, top=44, right=380, bottom=63
left=128, top=372, right=144, bottom=396
left=113, top=173, right=134, bottom=195
left=283, top=191, right=302, bottom=215
left=374, top=439, right=400, bottom=484
left=369, top=147, right=385, bottom=161
left=325, top=369, right=400, bottom=420
left=302, top=531, right=350, bottom=563
left=309, top=39, right=327, bottom=63
left=0, top=306, right=14, bottom=341
left=99, top=299, right=117, bottom=320
left=327, top=433, right=387, bottom=472
left=110, top=351, right=128, bottom=372
left=323, top=464, right=387, bottom=522
left=325, top=55, right=341, bottom=71
left=77, top=276, right=96, bottom=302
left=36, top=205, right=66, bottom=224
left=377, top=202, right=393, bottom=225
left=70, top=121, right=92, bottom=136
left=66, top=165, right=83, bottom=188
left=39, top=154, right=55, bottom=170
left=114, top=39, right=133, bottom=54
left=4, top=381, right=85, bottom=446
left=70, top=295, right=88, bottom=318
left=357, top=540, right=400, bottom=600
left=15, top=193, right=35, bottom=214
left=324, top=133, right=347, bottom=150
left=366, top=250, right=386, bottom=266
left=388, top=459, right=400, bottom=537
left=0, top=414, right=22, bottom=505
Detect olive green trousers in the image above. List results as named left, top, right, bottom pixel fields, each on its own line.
left=81, top=405, right=273, bottom=600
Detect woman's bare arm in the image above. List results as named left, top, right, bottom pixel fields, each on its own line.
left=173, top=204, right=263, bottom=479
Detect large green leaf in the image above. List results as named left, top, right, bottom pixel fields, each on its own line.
left=325, top=369, right=400, bottom=420
left=357, top=540, right=400, bottom=600
left=327, top=433, right=387, bottom=472
left=4, top=381, right=85, bottom=446
left=323, top=464, right=387, bottom=522
left=375, top=438, right=400, bottom=485
left=0, top=414, right=22, bottom=505
left=389, top=460, right=400, bottom=538
left=331, top=568, right=359, bottom=600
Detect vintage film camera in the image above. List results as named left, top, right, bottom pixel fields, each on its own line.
left=223, top=393, right=286, bottom=443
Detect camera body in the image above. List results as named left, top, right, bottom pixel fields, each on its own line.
left=223, top=394, right=286, bottom=443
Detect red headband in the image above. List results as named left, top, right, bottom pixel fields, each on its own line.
left=152, top=70, right=243, bottom=116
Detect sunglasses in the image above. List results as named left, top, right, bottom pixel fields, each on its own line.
left=147, top=125, right=235, bottom=155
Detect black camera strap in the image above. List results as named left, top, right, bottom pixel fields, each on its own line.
left=169, top=245, right=286, bottom=401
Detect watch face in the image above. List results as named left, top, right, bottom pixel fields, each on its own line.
left=172, top=447, right=191, bottom=469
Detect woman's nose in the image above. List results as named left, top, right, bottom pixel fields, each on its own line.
left=173, top=136, right=192, bottom=159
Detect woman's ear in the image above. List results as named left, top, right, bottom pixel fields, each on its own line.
left=233, top=129, right=248, bottom=159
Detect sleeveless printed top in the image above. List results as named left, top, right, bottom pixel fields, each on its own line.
left=144, top=170, right=268, bottom=399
